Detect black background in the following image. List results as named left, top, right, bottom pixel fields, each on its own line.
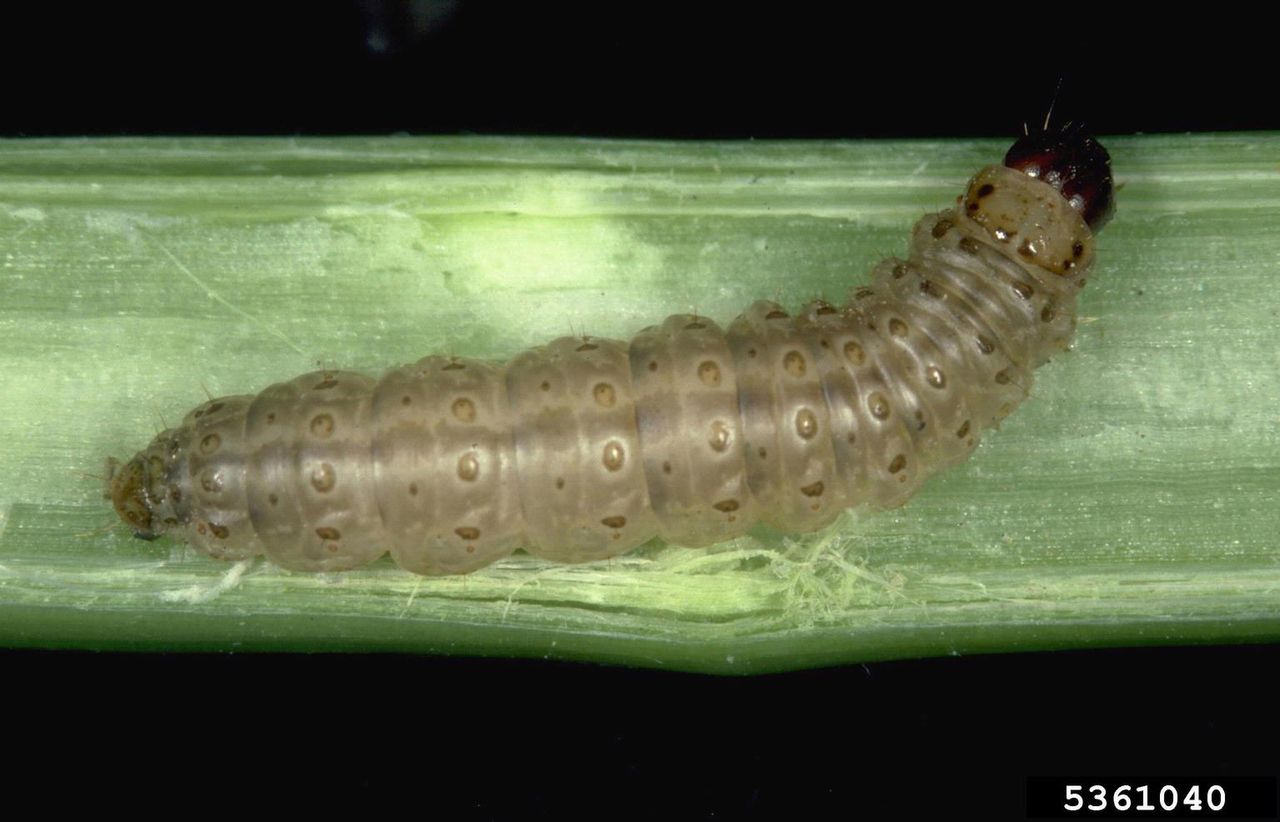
left=3, top=3, right=1276, bottom=817
left=2, top=2, right=1277, bottom=138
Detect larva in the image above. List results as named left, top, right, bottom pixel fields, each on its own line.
left=107, top=129, right=1114, bottom=576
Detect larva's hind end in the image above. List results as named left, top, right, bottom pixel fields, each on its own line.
left=1004, top=129, right=1114, bottom=230
left=109, top=429, right=189, bottom=545
left=108, top=453, right=162, bottom=540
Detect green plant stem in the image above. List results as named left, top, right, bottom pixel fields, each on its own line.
left=1, top=134, right=1277, bottom=674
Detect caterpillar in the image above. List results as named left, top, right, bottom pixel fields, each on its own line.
left=107, top=129, right=1114, bottom=576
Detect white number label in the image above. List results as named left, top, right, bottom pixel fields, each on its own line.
left=1063, top=783, right=1229, bottom=813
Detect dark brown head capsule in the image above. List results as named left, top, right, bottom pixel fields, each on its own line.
left=1004, top=128, right=1114, bottom=231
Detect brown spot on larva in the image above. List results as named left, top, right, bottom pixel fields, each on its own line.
left=612, top=533, right=621, bottom=541
left=846, top=432, right=856, bottom=444
left=408, top=482, right=418, bottom=496
left=888, top=454, right=907, bottom=474
left=926, top=366, right=946, bottom=389
left=555, top=477, right=566, bottom=489
left=540, top=380, right=552, bottom=392
left=593, top=382, right=616, bottom=407
left=601, top=515, right=626, bottom=529
left=576, top=342, right=599, bottom=352
left=1072, top=241, right=1085, bottom=258
left=920, top=279, right=942, bottom=298
left=966, top=200, right=979, bottom=213
left=698, top=360, right=721, bottom=387
left=199, top=433, right=220, bottom=455
left=977, top=183, right=995, bottom=198
left=602, top=440, right=625, bottom=471
left=843, top=340, right=865, bottom=366
left=1012, top=281, right=1034, bottom=300
left=757, top=446, right=768, bottom=459
left=747, top=348, right=758, bottom=358
left=1017, top=239, right=1037, bottom=259
left=310, top=413, right=335, bottom=438
left=314, top=376, right=338, bottom=390
left=995, top=369, right=1012, bottom=385
left=310, top=463, right=335, bottom=493
left=765, top=309, right=789, bottom=320
left=684, top=321, right=707, bottom=330
left=976, top=335, right=995, bottom=355
left=815, top=302, right=838, bottom=315
left=266, top=413, right=276, bottom=424
left=200, top=470, right=222, bottom=494
left=455, top=526, right=480, bottom=541
left=959, top=237, right=980, bottom=255
left=931, top=218, right=953, bottom=238
left=708, top=420, right=732, bottom=452
left=209, top=523, right=229, bottom=539
left=457, top=453, right=479, bottom=482
left=888, top=318, right=908, bottom=338
left=795, top=408, right=818, bottom=439
left=451, top=397, right=476, bottom=422
left=783, top=350, right=807, bottom=377
left=1041, top=303, right=1057, bottom=322
left=819, top=338, right=830, bottom=349
left=892, top=263, right=908, bottom=279
left=196, top=522, right=207, bottom=535
left=854, top=287, right=874, bottom=300
left=868, top=392, right=890, bottom=420
left=316, top=526, right=340, bottom=541
left=914, top=410, right=927, bottom=431
left=957, top=420, right=971, bottom=438
left=800, top=480, right=824, bottom=497
left=442, top=361, right=465, bottom=371
left=713, top=499, right=739, bottom=513
left=169, top=486, right=182, bottom=503
left=661, top=462, right=672, bottom=475
left=647, top=361, right=658, bottom=372
left=466, top=544, right=476, bottom=553
left=401, top=395, right=412, bottom=406
left=268, top=493, right=279, bottom=506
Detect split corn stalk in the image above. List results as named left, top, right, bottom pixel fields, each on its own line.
left=0, top=134, right=1276, bottom=673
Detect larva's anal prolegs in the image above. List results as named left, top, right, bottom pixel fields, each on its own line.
left=107, top=129, right=1114, bottom=576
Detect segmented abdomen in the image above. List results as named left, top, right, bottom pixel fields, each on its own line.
left=162, top=164, right=1093, bottom=575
